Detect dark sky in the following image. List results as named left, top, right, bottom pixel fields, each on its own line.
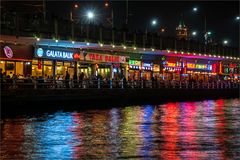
left=2, top=1, right=239, bottom=47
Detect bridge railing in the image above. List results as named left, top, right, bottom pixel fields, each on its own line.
left=1, top=78, right=239, bottom=90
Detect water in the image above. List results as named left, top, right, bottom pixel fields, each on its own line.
left=1, top=99, right=240, bottom=159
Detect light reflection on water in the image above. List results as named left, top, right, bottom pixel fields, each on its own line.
left=1, top=99, right=240, bottom=159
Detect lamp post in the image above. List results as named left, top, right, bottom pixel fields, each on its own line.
left=86, top=11, right=95, bottom=40
left=146, top=19, right=158, bottom=40
left=192, top=7, right=211, bottom=44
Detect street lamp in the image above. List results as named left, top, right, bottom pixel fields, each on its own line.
left=87, top=11, right=94, bottom=19
left=152, top=19, right=157, bottom=25
left=192, top=31, right=197, bottom=36
left=236, top=16, right=240, bottom=20
left=223, top=40, right=228, bottom=45
left=193, top=7, right=198, bottom=12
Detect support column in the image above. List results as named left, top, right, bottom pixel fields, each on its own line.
left=42, top=59, right=44, bottom=77
left=52, top=60, right=56, bottom=80
left=125, top=65, right=128, bottom=81
left=110, top=64, right=114, bottom=80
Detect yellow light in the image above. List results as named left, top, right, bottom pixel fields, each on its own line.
left=152, top=48, right=155, bottom=51
left=143, top=48, right=146, bottom=51
left=0, top=61, right=4, bottom=63
left=181, top=51, right=184, bottom=54
left=112, top=45, right=115, bottom=48
left=209, top=55, right=212, bottom=57
left=123, top=46, right=126, bottom=49
left=204, top=54, right=207, bottom=56
left=100, top=43, right=103, bottom=47
left=134, top=47, right=136, bottom=50
left=167, top=50, right=170, bottom=53
left=37, top=38, right=40, bottom=41
left=213, top=55, right=216, bottom=57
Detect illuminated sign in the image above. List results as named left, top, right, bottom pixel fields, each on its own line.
left=166, top=62, right=176, bottom=67
left=196, top=64, right=207, bottom=69
left=229, top=63, right=237, bottom=68
left=153, top=64, right=160, bottom=72
left=187, top=63, right=195, bottom=68
left=142, top=63, right=152, bottom=67
left=80, top=53, right=126, bottom=63
left=3, top=46, right=13, bottom=58
left=187, top=63, right=212, bottom=71
left=35, top=47, right=77, bottom=61
left=129, top=60, right=141, bottom=66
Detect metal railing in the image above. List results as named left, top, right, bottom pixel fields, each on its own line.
left=1, top=78, right=239, bottom=90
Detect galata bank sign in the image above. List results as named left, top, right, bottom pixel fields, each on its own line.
left=36, top=47, right=74, bottom=60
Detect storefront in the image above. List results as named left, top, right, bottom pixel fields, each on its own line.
left=153, top=64, right=161, bottom=79
left=0, top=44, right=33, bottom=77
left=128, top=60, right=141, bottom=80
left=221, top=62, right=240, bottom=81
left=34, top=46, right=79, bottom=78
left=163, top=61, right=182, bottom=81
left=141, top=62, right=153, bottom=80
left=78, top=52, right=127, bottom=79
left=186, top=62, right=216, bottom=81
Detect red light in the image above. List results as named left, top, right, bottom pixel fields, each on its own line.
left=74, top=4, right=79, bottom=8
left=104, top=2, right=109, bottom=7
left=73, top=53, right=80, bottom=59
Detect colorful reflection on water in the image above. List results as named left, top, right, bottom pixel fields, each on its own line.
left=1, top=99, right=240, bottom=159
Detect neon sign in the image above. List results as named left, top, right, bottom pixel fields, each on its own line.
left=84, top=53, right=126, bottom=63
left=129, top=60, right=141, bottom=66
left=3, top=46, right=13, bottom=58
left=187, top=63, right=212, bottom=71
left=35, top=47, right=75, bottom=60
left=166, top=62, right=176, bottom=67
left=187, top=63, right=195, bottom=68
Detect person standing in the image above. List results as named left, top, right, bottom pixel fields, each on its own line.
left=65, top=71, right=70, bottom=88
left=73, top=71, right=78, bottom=88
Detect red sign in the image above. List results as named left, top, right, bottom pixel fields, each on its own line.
left=80, top=52, right=126, bottom=63
left=229, top=63, right=237, bottom=68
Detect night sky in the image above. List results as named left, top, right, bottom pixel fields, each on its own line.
left=1, top=1, right=239, bottom=47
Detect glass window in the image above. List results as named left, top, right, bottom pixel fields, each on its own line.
left=44, top=60, right=52, bottom=65
left=16, top=62, right=24, bottom=75
left=0, top=61, right=5, bottom=72
left=64, top=62, right=71, bottom=67
left=32, top=65, right=42, bottom=77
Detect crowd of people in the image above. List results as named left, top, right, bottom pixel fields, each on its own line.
left=0, top=69, right=239, bottom=90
